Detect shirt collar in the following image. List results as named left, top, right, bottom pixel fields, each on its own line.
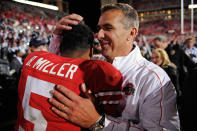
left=112, top=44, right=143, bottom=70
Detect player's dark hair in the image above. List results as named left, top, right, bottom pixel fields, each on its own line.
left=60, top=22, right=94, bottom=54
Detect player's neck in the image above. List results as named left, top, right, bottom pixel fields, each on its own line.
left=61, top=51, right=90, bottom=59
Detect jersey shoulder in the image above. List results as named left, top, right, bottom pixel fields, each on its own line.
left=84, top=60, right=123, bottom=87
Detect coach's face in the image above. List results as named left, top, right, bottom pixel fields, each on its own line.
left=97, top=9, right=134, bottom=63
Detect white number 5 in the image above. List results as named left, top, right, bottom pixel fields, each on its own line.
left=19, top=76, right=55, bottom=131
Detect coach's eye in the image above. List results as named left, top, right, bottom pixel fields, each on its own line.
left=104, top=27, right=113, bottom=31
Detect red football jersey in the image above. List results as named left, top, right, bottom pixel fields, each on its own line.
left=15, top=51, right=123, bottom=131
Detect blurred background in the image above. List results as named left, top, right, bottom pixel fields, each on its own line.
left=0, top=0, right=197, bottom=130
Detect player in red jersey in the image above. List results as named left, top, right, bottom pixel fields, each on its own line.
left=15, top=22, right=124, bottom=131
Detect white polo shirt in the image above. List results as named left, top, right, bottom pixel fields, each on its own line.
left=104, top=45, right=180, bottom=131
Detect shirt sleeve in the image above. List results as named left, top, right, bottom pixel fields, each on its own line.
left=48, top=34, right=61, bottom=55
left=102, top=81, right=180, bottom=131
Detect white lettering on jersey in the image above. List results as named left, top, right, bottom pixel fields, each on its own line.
left=42, top=63, right=54, bottom=73
left=39, top=61, right=50, bottom=71
left=27, top=57, right=79, bottom=80
left=57, top=63, right=70, bottom=77
left=49, top=64, right=59, bottom=75
left=65, top=64, right=78, bottom=79
left=26, top=56, right=38, bottom=66
left=33, top=58, right=48, bottom=69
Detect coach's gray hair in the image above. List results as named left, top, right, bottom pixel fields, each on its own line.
left=101, top=3, right=139, bottom=30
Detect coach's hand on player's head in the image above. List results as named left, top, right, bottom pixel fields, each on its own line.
left=48, top=84, right=101, bottom=128
left=54, top=13, right=83, bottom=35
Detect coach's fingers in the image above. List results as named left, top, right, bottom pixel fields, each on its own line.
left=56, top=85, right=83, bottom=102
left=80, top=83, right=93, bottom=98
left=59, top=14, right=83, bottom=27
left=50, top=87, right=74, bottom=108
left=51, top=106, right=69, bottom=120
left=49, top=97, right=70, bottom=114
left=54, top=14, right=83, bottom=35
left=67, top=13, right=83, bottom=22
left=79, top=83, right=97, bottom=106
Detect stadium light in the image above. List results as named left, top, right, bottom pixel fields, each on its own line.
left=12, top=0, right=59, bottom=10
left=181, top=0, right=184, bottom=34
left=189, top=1, right=197, bottom=33
left=188, top=4, right=197, bottom=9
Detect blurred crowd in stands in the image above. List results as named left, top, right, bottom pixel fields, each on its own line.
left=133, top=0, right=189, bottom=11
left=0, top=2, right=58, bottom=129
left=0, top=1, right=197, bottom=130
left=0, top=1, right=59, bottom=88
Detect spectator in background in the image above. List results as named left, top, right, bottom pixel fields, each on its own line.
left=152, top=48, right=183, bottom=116
left=0, top=43, right=1, bottom=59
left=151, top=48, right=181, bottom=101
left=29, top=38, right=48, bottom=52
left=6, top=32, right=14, bottom=44
left=93, top=38, right=102, bottom=55
left=1, top=38, right=8, bottom=60
left=10, top=50, right=23, bottom=73
left=10, top=49, right=24, bottom=84
left=18, top=40, right=28, bottom=54
left=153, top=36, right=197, bottom=91
left=195, top=37, right=197, bottom=47
left=184, top=38, right=197, bottom=63
left=91, top=37, right=106, bottom=61
left=49, top=3, right=180, bottom=131
left=140, top=42, right=152, bottom=61
left=7, top=41, right=18, bottom=62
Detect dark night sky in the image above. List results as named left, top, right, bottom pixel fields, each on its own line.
left=68, top=0, right=101, bottom=32
left=29, top=0, right=101, bottom=32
